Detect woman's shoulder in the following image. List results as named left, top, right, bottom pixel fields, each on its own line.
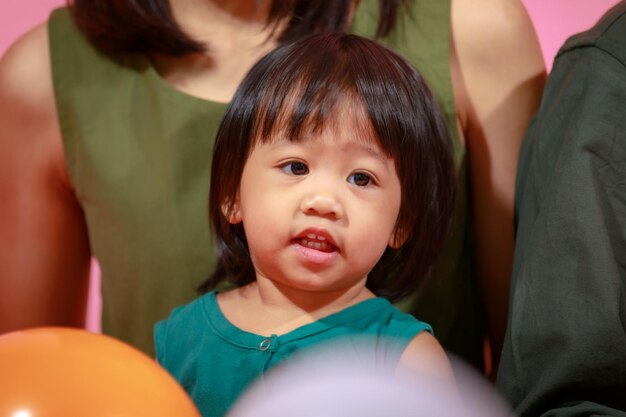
left=0, top=22, right=55, bottom=121
left=450, top=0, right=545, bottom=134
left=451, top=0, right=539, bottom=43
left=450, top=0, right=545, bottom=82
left=0, top=22, right=65, bottom=185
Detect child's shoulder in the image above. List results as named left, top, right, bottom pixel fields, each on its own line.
left=153, top=292, right=217, bottom=361
left=379, top=300, right=433, bottom=337
left=397, top=331, right=454, bottom=384
left=336, top=297, right=434, bottom=351
left=159, top=291, right=216, bottom=327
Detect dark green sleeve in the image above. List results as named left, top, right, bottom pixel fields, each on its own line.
left=496, top=9, right=626, bottom=416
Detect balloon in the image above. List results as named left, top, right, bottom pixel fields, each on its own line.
left=229, top=340, right=511, bottom=417
left=0, top=327, right=199, bottom=417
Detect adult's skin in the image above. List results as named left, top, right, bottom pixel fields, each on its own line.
left=0, top=0, right=545, bottom=372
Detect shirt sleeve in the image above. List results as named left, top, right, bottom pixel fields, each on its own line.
left=153, top=319, right=168, bottom=365
left=496, top=28, right=626, bottom=416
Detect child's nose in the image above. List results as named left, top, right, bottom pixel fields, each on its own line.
left=300, top=192, right=344, bottom=219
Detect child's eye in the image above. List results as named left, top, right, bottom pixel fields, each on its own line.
left=280, top=161, right=309, bottom=176
left=347, top=172, right=374, bottom=187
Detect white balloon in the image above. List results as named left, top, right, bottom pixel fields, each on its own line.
left=228, top=339, right=512, bottom=417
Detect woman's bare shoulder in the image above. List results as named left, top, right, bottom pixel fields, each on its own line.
left=451, top=0, right=543, bottom=52
left=0, top=20, right=71, bottom=218
left=0, top=22, right=57, bottom=119
left=449, top=0, right=546, bottom=147
left=0, top=21, right=65, bottom=180
left=450, top=0, right=546, bottom=117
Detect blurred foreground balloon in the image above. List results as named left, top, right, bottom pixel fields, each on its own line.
left=229, top=339, right=511, bottom=417
left=0, top=327, right=199, bottom=417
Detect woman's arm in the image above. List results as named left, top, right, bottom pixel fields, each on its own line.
left=0, top=23, right=91, bottom=332
left=450, top=0, right=546, bottom=374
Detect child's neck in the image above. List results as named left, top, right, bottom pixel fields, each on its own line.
left=217, top=281, right=375, bottom=336
left=258, top=278, right=373, bottom=310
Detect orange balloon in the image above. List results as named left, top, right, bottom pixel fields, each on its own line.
left=0, top=327, right=200, bottom=417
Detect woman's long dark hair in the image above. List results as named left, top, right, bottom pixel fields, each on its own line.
left=68, top=0, right=410, bottom=56
left=200, top=32, right=455, bottom=302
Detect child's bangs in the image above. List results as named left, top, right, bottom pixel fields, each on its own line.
left=254, top=42, right=414, bottom=162
left=250, top=67, right=353, bottom=141
left=257, top=84, right=381, bottom=148
left=245, top=36, right=380, bottom=147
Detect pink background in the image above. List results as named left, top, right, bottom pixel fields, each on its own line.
left=1, top=0, right=622, bottom=69
left=0, top=0, right=622, bottom=331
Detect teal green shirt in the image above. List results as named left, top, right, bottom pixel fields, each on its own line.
left=155, top=293, right=431, bottom=417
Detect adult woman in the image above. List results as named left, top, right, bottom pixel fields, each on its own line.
left=0, top=0, right=544, bottom=372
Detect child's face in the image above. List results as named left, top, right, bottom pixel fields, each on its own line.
left=227, top=114, right=402, bottom=296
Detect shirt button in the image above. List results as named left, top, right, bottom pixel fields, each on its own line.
left=259, top=338, right=271, bottom=351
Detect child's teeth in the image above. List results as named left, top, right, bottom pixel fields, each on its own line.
left=306, top=233, right=326, bottom=241
left=301, top=240, right=326, bottom=250
left=300, top=236, right=331, bottom=251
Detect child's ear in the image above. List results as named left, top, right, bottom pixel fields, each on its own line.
left=388, top=226, right=408, bottom=249
left=221, top=194, right=242, bottom=224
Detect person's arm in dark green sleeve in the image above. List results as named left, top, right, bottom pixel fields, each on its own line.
left=497, top=5, right=626, bottom=415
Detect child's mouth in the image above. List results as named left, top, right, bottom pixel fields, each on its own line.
left=295, top=237, right=337, bottom=253
left=292, top=232, right=340, bottom=265
left=292, top=231, right=339, bottom=254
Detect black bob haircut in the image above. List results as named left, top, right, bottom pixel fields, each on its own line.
left=201, top=32, right=455, bottom=302
left=68, top=0, right=411, bottom=56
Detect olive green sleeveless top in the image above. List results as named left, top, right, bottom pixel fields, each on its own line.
left=49, top=0, right=479, bottom=365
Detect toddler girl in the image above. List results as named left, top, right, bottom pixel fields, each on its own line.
left=155, top=31, right=456, bottom=417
